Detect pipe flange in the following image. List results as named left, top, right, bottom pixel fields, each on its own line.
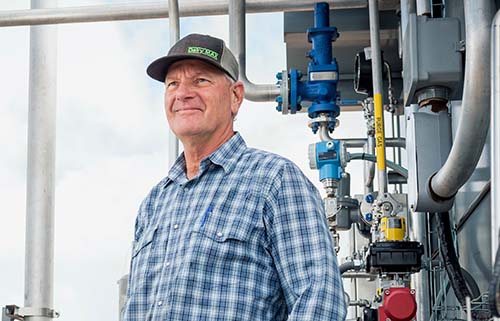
left=4, top=305, right=60, bottom=319
left=416, top=86, right=450, bottom=112
left=278, top=70, right=289, bottom=115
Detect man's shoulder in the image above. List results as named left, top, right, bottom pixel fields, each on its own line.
left=240, top=147, right=294, bottom=170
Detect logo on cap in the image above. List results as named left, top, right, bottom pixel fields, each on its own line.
left=187, top=46, right=219, bottom=61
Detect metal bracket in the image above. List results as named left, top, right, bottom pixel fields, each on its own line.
left=3, top=305, right=60, bottom=321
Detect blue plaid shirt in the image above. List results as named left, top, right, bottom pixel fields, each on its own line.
left=122, top=133, right=346, bottom=321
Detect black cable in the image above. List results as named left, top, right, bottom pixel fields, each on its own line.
left=435, top=211, right=472, bottom=307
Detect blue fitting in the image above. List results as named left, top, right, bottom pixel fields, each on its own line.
left=274, top=2, right=341, bottom=134
left=365, top=194, right=375, bottom=204
left=365, top=213, right=373, bottom=222
left=314, top=140, right=343, bottom=181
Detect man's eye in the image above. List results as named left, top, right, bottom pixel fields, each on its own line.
left=166, top=81, right=178, bottom=88
left=195, top=78, right=209, bottom=84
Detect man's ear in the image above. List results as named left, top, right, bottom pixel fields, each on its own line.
left=230, top=81, right=245, bottom=118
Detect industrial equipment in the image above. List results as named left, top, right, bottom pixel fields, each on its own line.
left=1, top=0, right=499, bottom=321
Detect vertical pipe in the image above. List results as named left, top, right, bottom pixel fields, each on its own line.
left=416, top=0, right=432, bottom=16
left=491, top=9, right=500, bottom=264
left=410, top=212, right=431, bottom=321
left=401, top=0, right=416, bottom=40
left=167, top=0, right=179, bottom=167
left=368, top=0, right=388, bottom=194
left=228, top=0, right=280, bottom=102
left=25, top=1, right=57, bottom=320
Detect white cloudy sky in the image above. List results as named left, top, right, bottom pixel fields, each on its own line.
left=0, top=1, right=382, bottom=320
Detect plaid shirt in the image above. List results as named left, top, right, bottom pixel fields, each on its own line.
left=122, top=133, right=346, bottom=321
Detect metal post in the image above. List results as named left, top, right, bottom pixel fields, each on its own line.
left=167, top=0, right=180, bottom=167
left=491, top=8, right=500, bottom=264
left=24, top=0, right=57, bottom=320
left=368, top=0, right=388, bottom=194
left=416, top=0, right=431, bottom=16
left=410, top=212, right=431, bottom=321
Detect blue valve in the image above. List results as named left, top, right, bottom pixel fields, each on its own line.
left=365, top=213, right=373, bottom=222
left=275, top=2, right=341, bottom=134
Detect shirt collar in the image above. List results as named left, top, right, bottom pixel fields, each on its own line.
left=162, top=132, right=247, bottom=188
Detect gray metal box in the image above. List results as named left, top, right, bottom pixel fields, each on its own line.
left=406, top=110, right=453, bottom=212
left=403, top=14, right=463, bottom=106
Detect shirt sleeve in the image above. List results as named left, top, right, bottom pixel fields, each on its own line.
left=264, top=162, right=347, bottom=320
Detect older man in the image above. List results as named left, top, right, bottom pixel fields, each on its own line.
left=122, top=34, right=346, bottom=321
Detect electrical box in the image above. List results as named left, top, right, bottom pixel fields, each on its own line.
left=406, top=110, right=453, bottom=212
left=403, top=14, right=463, bottom=106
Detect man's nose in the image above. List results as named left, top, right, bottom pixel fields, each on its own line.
left=175, top=81, right=195, bottom=101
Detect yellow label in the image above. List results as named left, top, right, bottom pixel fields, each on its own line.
left=374, top=93, right=386, bottom=171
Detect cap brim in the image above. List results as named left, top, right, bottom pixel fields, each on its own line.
left=146, top=54, right=234, bottom=83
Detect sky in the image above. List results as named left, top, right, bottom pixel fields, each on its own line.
left=0, top=1, right=377, bottom=320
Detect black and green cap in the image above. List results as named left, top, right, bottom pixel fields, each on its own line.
left=147, top=33, right=239, bottom=82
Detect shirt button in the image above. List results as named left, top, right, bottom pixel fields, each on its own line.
left=216, top=232, right=223, bottom=238
left=173, top=224, right=179, bottom=229
left=157, top=301, right=163, bottom=306
left=165, top=261, right=170, bottom=267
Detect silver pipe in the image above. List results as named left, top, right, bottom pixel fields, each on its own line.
left=24, top=0, right=57, bottom=320
left=340, top=137, right=406, bottom=149
left=368, top=0, right=388, bottom=194
left=342, top=272, right=377, bottom=279
left=416, top=0, right=431, bottom=16
left=401, top=0, right=416, bottom=40
left=430, top=0, right=495, bottom=200
left=229, top=0, right=280, bottom=101
left=319, top=125, right=334, bottom=142
left=364, top=136, right=375, bottom=193
left=491, top=8, right=500, bottom=263
left=167, top=0, right=180, bottom=168
left=410, top=212, right=431, bottom=321
left=0, top=0, right=367, bottom=27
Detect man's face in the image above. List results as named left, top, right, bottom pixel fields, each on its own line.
left=164, top=59, right=242, bottom=143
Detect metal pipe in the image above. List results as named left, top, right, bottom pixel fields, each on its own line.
left=0, top=0, right=367, bottom=27
left=401, top=0, right=416, bottom=40
left=319, top=125, right=334, bottom=142
left=340, top=137, right=405, bottom=149
left=229, top=0, right=280, bottom=101
left=364, top=136, right=375, bottom=193
left=167, top=0, right=180, bottom=168
left=24, top=0, right=57, bottom=320
left=368, top=0, right=388, bottom=194
left=416, top=0, right=431, bottom=16
left=410, top=212, right=431, bottom=321
left=492, top=8, right=500, bottom=264
left=430, top=0, right=495, bottom=200
left=341, top=272, right=377, bottom=279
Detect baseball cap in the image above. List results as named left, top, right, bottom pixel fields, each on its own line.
left=147, top=33, right=239, bottom=82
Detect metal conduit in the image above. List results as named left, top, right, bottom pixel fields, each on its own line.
left=491, top=8, right=500, bottom=263
left=25, top=0, right=58, bottom=320
left=167, top=0, right=180, bottom=168
left=229, top=0, right=280, bottom=101
left=368, top=0, right=388, bottom=193
left=0, top=0, right=366, bottom=27
left=430, top=0, right=495, bottom=201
